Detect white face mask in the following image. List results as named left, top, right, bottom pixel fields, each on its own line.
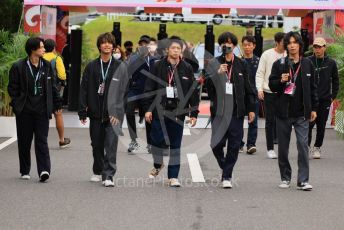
left=113, top=53, right=121, bottom=60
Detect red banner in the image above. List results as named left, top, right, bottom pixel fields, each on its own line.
left=24, top=5, right=41, bottom=34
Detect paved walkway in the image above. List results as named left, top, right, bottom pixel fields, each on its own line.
left=0, top=126, right=343, bottom=230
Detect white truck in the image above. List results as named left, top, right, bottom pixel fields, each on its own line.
left=160, top=8, right=227, bottom=25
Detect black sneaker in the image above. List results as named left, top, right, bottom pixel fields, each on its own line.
left=39, top=171, right=50, bottom=182
left=59, top=138, right=71, bottom=149
left=128, top=140, right=139, bottom=154
left=297, top=182, right=313, bottom=191
left=246, top=146, right=257, bottom=154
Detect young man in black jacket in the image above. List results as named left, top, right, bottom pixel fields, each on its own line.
left=205, top=32, right=256, bottom=189
left=79, top=33, right=128, bottom=187
left=307, top=37, right=339, bottom=159
left=8, top=37, right=61, bottom=182
left=144, top=38, right=199, bottom=187
left=126, top=35, right=158, bottom=154
left=240, top=35, right=260, bottom=154
left=269, top=31, right=318, bottom=191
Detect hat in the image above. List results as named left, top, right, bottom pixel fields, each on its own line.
left=138, top=35, right=150, bottom=44
left=313, top=37, right=326, bottom=46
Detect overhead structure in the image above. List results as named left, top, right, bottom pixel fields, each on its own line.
left=24, top=0, right=344, bottom=10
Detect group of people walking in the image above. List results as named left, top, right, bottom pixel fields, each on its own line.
left=7, top=29, right=339, bottom=191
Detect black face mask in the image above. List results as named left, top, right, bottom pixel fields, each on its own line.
left=126, top=47, right=133, bottom=53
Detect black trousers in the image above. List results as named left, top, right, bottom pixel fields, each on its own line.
left=212, top=116, right=244, bottom=180
left=89, top=119, right=119, bottom=179
left=264, top=92, right=278, bottom=151
left=126, top=99, right=152, bottom=144
left=15, top=111, right=51, bottom=176
left=308, top=99, right=331, bottom=148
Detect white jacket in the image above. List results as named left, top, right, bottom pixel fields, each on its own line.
left=256, top=48, right=285, bottom=93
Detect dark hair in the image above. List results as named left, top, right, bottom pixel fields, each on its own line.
left=218, top=32, right=238, bottom=46
left=138, top=35, right=151, bottom=44
left=167, top=38, right=183, bottom=49
left=169, top=35, right=182, bottom=41
left=150, top=37, right=157, bottom=42
left=96, top=32, right=116, bottom=52
left=284, top=31, right=304, bottom=55
left=124, top=40, right=133, bottom=47
left=274, top=32, right=285, bottom=43
left=44, top=39, right=56, bottom=52
left=242, top=35, right=256, bottom=44
left=25, top=37, right=44, bottom=56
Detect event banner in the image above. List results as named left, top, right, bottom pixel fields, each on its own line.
left=41, top=6, right=57, bottom=41
left=24, top=0, right=344, bottom=10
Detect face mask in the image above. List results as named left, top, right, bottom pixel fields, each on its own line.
left=138, top=46, right=149, bottom=57
left=149, top=45, right=157, bottom=53
left=114, top=53, right=121, bottom=60
left=126, top=47, right=133, bottom=53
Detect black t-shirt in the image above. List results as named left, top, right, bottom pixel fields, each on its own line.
left=99, top=60, right=110, bottom=112
left=288, top=62, right=304, bottom=118
left=24, top=60, right=46, bottom=114
left=226, top=60, right=237, bottom=116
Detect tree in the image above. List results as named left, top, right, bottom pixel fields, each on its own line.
left=0, top=0, right=23, bottom=33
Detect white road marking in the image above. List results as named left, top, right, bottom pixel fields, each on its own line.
left=187, top=153, right=205, bottom=183
left=0, top=137, right=17, bottom=151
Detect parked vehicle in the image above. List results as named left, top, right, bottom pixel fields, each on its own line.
left=234, top=14, right=283, bottom=28
left=160, top=8, right=227, bottom=25
left=135, top=7, right=162, bottom=21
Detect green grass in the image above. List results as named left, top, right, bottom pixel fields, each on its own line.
left=82, top=16, right=282, bottom=57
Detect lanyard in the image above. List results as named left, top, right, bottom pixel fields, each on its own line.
left=145, top=56, right=150, bottom=69
left=227, top=55, right=234, bottom=82
left=168, top=61, right=179, bottom=86
left=289, top=57, right=302, bottom=82
left=27, top=59, right=42, bottom=95
left=100, top=57, right=112, bottom=82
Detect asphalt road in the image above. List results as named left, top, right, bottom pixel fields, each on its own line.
left=0, top=127, right=343, bottom=230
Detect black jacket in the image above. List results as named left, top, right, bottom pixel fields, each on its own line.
left=308, top=55, right=339, bottom=101
left=205, top=56, right=256, bottom=118
left=143, top=57, right=200, bottom=119
left=78, top=57, right=129, bottom=121
left=269, top=57, right=319, bottom=119
left=7, top=58, right=61, bottom=118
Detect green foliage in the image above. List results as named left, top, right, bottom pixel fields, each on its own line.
left=326, top=31, right=344, bottom=110
left=0, top=0, right=23, bottom=33
left=0, top=30, right=29, bottom=116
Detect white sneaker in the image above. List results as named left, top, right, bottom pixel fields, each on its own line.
left=312, top=147, right=321, bottom=159
left=39, top=171, right=50, bottom=182
left=278, top=180, right=290, bottom=189
left=169, top=178, right=181, bottom=187
left=297, top=182, right=313, bottom=191
left=104, top=179, right=115, bottom=187
left=21, top=175, right=30, bottom=180
left=149, top=164, right=164, bottom=178
left=90, top=174, right=102, bottom=182
left=222, top=180, right=233, bottom=189
left=267, top=150, right=277, bottom=159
